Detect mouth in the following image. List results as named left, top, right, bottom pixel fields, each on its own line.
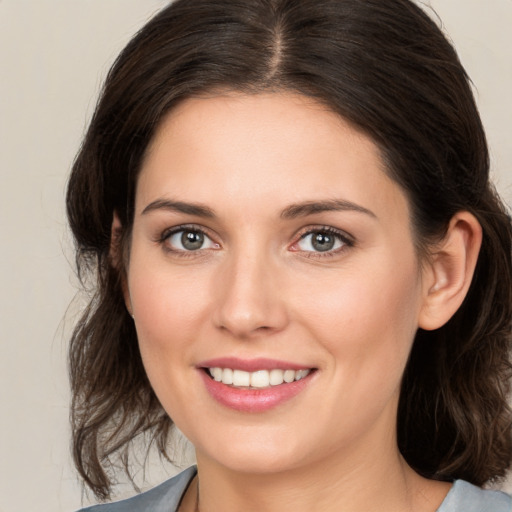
left=197, top=359, right=317, bottom=412
left=204, top=367, right=313, bottom=389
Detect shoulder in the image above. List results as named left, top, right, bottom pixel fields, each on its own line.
left=75, top=466, right=197, bottom=512
left=438, top=480, right=512, bottom=512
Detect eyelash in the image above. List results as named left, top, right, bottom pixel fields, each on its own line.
left=157, top=224, right=219, bottom=258
left=293, top=226, right=354, bottom=258
left=156, top=224, right=354, bottom=258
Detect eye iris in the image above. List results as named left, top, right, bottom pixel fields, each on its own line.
left=312, top=232, right=335, bottom=252
left=181, top=231, right=204, bottom=250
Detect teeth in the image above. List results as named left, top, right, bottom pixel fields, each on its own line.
left=251, top=370, right=270, bottom=388
left=208, top=367, right=311, bottom=388
left=212, top=367, right=222, bottom=382
left=269, top=369, right=284, bottom=386
left=222, top=367, right=233, bottom=385
left=283, top=369, right=295, bottom=383
left=233, top=369, right=250, bottom=387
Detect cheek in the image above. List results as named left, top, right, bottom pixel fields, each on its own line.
left=292, top=261, right=422, bottom=443
left=128, top=265, right=218, bottom=431
left=295, top=252, right=422, bottom=387
left=128, top=261, right=213, bottom=380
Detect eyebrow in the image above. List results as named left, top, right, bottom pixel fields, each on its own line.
left=141, top=199, right=215, bottom=217
left=280, top=199, right=376, bottom=219
left=141, top=198, right=376, bottom=220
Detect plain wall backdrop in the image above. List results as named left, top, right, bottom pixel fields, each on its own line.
left=0, top=1, right=511, bottom=511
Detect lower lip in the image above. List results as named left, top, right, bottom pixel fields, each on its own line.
left=199, top=370, right=314, bottom=413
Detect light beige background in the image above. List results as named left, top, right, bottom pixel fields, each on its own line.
left=0, top=1, right=511, bottom=511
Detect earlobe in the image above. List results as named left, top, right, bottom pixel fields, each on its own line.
left=419, top=211, right=482, bottom=331
left=110, top=212, right=134, bottom=317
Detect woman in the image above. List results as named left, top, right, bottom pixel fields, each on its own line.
left=68, top=0, right=512, bottom=510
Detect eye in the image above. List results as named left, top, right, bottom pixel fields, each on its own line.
left=294, top=228, right=352, bottom=254
left=163, top=227, right=219, bottom=252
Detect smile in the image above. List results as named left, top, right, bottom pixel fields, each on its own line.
left=207, top=367, right=312, bottom=388
left=198, top=359, right=317, bottom=412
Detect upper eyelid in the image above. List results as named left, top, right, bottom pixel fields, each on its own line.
left=160, top=224, right=215, bottom=240
left=158, top=225, right=219, bottom=255
left=156, top=224, right=355, bottom=249
left=294, top=225, right=355, bottom=243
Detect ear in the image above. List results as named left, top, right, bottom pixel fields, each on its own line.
left=110, top=211, right=124, bottom=267
left=110, top=212, right=134, bottom=317
left=419, top=211, right=482, bottom=331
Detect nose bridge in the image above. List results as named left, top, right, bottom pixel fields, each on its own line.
left=213, top=240, right=287, bottom=337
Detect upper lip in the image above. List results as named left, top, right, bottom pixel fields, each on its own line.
left=197, top=357, right=314, bottom=372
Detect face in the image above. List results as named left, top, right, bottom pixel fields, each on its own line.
left=126, top=92, right=428, bottom=475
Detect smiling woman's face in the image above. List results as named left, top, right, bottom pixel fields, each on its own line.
left=126, top=92, right=429, bottom=475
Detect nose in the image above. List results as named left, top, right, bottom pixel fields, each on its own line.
left=212, top=250, right=289, bottom=339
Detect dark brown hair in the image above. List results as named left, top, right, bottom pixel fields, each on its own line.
left=67, top=0, right=512, bottom=500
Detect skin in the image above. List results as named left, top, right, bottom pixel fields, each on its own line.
left=121, top=92, right=481, bottom=511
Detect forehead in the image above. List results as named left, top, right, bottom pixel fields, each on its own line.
left=137, top=92, right=410, bottom=227
left=145, top=92, right=376, bottom=172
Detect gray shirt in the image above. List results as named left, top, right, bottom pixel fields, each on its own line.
left=78, top=466, right=512, bottom=512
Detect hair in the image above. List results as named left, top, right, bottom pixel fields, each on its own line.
left=67, top=0, right=512, bottom=500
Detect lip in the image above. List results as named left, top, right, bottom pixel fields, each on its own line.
left=197, top=357, right=311, bottom=372
left=197, top=358, right=316, bottom=413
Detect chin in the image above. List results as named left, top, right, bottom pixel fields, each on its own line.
left=195, top=426, right=311, bottom=474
